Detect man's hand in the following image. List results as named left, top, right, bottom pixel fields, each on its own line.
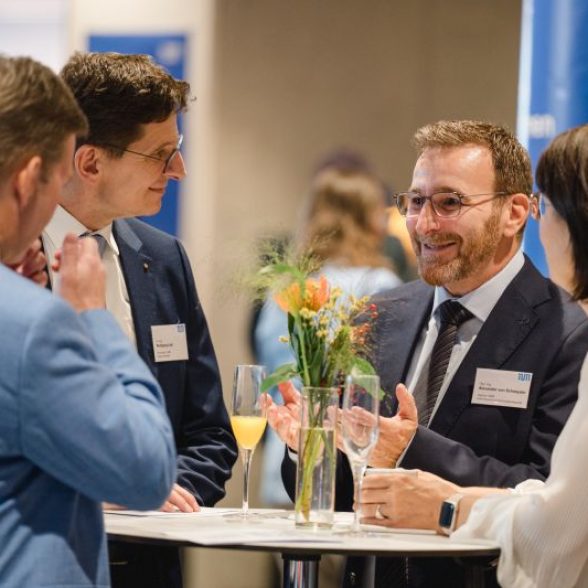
left=103, top=484, right=199, bottom=513
left=261, top=381, right=302, bottom=451
left=56, top=233, right=106, bottom=312
left=368, top=384, right=418, bottom=467
left=160, top=484, right=200, bottom=513
left=8, top=238, right=48, bottom=287
left=359, top=469, right=459, bottom=531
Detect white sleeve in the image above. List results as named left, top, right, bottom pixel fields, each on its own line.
left=452, top=354, right=588, bottom=588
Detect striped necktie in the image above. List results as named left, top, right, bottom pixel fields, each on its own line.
left=80, top=232, right=107, bottom=258
left=417, top=299, right=473, bottom=426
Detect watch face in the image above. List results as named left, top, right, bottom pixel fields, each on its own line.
left=438, top=500, right=456, bottom=529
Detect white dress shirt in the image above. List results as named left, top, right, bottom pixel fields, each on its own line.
left=453, top=352, right=588, bottom=588
left=43, top=205, right=137, bottom=347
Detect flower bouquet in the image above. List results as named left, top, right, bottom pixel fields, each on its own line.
left=256, top=253, right=378, bottom=526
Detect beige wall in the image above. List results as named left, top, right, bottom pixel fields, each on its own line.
left=209, top=0, right=522, bottom=418
left=70, top=1, right=522, bottom=586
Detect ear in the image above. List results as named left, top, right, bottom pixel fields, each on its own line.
left=74, top=144, right=101, bottom=182
left=14, top=156, right=43, bottom=209
left=503, top=192, right=530, bottom=238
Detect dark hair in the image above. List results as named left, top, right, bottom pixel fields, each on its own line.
left=414, top=120, right=533, bottom=197
left=536, top=124, right=588, bottom=301
left=60, top=51, right=190, bottom=152
left=0, top=55, right=87, bottom=180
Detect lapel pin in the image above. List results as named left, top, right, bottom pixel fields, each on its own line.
left=143, top=262, right=149, bottom=273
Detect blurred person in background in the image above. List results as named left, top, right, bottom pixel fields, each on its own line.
left=44, top=51, right=237, bottom=588
left=255, top=157, right=402, bottom=507
left=359, top=123, right=588, bottom=588
left=255, top=155, right=402, bottom=588
left=0, top=54, right=175, bottom=588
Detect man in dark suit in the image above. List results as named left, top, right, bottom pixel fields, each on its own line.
left=42, top=51, right=237, bottom=588
left=271, top=120, right=588, bottom=587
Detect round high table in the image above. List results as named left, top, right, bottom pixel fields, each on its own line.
left=105, top=508, right=500, bottom=588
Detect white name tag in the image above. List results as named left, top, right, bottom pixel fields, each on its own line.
left=151, top=324, right=189, bottom=363
left=471, top=368, right=532, bottom=409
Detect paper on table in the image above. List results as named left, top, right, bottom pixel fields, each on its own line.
left=359, top=523, right=436, bottom=535
left=163, top=527, right=345, bottom=546
left=103, top=507, right=244, bottom=517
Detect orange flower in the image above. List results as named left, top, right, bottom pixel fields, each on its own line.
left=275, top=276, right=329, bottom=314
left=305, top=275, right=330, bottom=311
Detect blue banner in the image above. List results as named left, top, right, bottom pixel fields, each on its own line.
left=88, top=34, right=187, bottom=237
left=518, top=0, right=588, bottom=274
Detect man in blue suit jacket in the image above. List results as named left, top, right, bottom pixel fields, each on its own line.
left=42, top=52, right=238, bottom=588
left=273, top=121, right=588, bottom=587
left=0, top=55, right=176, bottom=588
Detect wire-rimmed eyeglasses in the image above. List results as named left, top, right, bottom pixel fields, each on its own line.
left=100, top=134, right=183, bottom=174
left=393, top=191, right=509, bottom=218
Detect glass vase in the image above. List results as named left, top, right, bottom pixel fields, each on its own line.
left=295, top=386, right=339, bottom=529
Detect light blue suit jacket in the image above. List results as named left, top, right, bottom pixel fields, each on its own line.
left=0, top=264, right=176, bottom=587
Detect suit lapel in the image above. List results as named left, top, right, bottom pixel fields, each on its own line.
left=113, top=219, right=158, bottom=375
left=430, top=258, right=548, bottom=435
left=376, top=282, right=434, bottom=416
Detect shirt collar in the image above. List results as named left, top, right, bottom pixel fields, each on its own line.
left=45, top=205, right=119, bottom=256
left=431, top=248, right=525, bottom=322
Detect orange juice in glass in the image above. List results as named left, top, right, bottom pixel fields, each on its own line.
left=230, top=364, right=267, bottom=517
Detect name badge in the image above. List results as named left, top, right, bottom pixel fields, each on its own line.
left=471, top=368, right=532, bottom=409
left=151, top=324, right=189, bottom=363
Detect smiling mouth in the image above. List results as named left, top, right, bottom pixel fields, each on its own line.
left=420, top=241, right=456, bottom=253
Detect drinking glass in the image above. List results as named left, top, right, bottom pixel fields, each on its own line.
left=230, top=364, right=267, bottom=517
left=341, top=373, right=380, bottom=533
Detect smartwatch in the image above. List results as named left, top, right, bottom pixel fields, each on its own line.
left=438, top=493, right=464, bottom=535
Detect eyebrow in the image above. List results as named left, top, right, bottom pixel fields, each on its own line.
left=407, top=186, right=459, bottom=195
left=153, top=137, right=180, bottom=151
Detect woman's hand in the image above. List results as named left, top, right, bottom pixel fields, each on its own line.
left=359, top=469, right=460, bottom=532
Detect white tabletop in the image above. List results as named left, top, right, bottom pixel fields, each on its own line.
left=105, top=507, right=499, bottom=558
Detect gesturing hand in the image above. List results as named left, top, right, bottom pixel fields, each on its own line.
left=261, top=381, right=302, bottom=451
left=368, top=383, right=418, bottom=468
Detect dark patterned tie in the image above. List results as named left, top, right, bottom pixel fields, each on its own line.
left=418, top=299, right=473, bottom=426
left=374, top=302, right=473, bottom=588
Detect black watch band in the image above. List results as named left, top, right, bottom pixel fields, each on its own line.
left=438, top=493, right=464, bottom=535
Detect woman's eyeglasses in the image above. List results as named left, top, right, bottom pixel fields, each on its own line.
left=530, top=193, right=549, bottom=220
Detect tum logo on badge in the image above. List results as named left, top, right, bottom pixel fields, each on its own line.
left=518, top=372, right=531, bottom=382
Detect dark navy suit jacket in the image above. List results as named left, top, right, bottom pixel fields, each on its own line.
left=114, top=218, right=237, bottom=504
left=110, top=218, right=237, bottom=588
left=282, top=256, right=588, bottom=587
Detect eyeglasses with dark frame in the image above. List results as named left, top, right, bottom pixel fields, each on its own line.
left=393, top=191, right=509, bottom=218
left=100, top=134, right=183, bottom=174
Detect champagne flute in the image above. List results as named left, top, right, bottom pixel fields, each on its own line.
left=341, top=373, right=380, bottom=533
left=230, top=364, right=267, bottom=517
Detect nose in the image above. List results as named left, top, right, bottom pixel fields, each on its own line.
left=164, top=151, right=187, bottom=181
left=413, top=200, right=440, bottom=235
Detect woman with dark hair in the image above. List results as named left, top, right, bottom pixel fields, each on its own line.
left=359, top=124, right=588, bottom=588
left=535, top=124, right=588, bottom=306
